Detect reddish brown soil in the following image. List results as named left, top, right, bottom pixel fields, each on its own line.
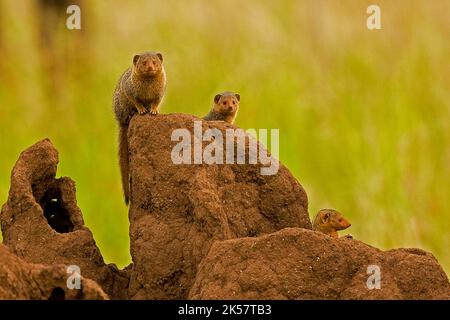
left=0, top=115, right=448, bottom=300
left=0, top=244, right=107, bottom=299
left=189, top=228, right=450, bottom=299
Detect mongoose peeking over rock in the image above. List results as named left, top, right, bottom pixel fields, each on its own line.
left=203, top=91, right=240, bottom=124
left=113, top=51, right=167, bottom=205
left=312, top=209, right=351, bottom=238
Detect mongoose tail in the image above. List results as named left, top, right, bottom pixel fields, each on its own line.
left=119, top=124, right=130, bottom=205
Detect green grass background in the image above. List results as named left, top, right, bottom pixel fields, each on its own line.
left=0, top=0, right=449, bottom=274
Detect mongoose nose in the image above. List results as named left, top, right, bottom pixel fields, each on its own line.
left=228, top=106, right=233, bottom=111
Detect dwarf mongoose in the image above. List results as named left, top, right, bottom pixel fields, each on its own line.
left=203, top=91, right=240, bottom=124
left=113, top=51, right=166, bottom=205
left=312, top=209, right=351, bottom=238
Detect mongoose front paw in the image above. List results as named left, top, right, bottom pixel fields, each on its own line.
left=138, top=108, right=148, bottom=115
left=150, top=109, right=159, bottom=115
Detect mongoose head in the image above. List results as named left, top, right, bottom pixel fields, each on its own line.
left=133, top=52, right=164, bottom=77
left=312, top=209, right=351, bottom=237
left=213, top=91, right=240, bottom=120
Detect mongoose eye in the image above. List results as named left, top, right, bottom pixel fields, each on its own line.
left=338, top=218, right=343, bottom=222
left=223, top=102, right=227, bottom=106
left=232, top=101, right=236, bottom=105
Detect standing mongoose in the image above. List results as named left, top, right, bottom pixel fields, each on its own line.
left=312, top=209, right=351, bottom=238
left=203, top=91, right=240, bottom=124
left=113, top=51, right=166, bottom=205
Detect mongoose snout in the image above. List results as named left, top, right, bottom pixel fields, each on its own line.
left=220, top=96, right=238, bottom=112
left=222, top=97, right=236, bottom=111
left=335, top=216, right=351, bottom=229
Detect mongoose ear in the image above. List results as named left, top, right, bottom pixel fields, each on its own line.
left=235, top=93, right=240, bottom=102
left=156, top=53, right=163, bottom=62
left=133, top=54, right=140, bottom=66
left=322, top=212, right=330, bottom=224
left=214, top=94, right=222, bottom=104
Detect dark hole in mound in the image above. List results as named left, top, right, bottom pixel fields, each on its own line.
left=48, top=287, right=65, bottom=300
left=40, top=185, right=74, bottom=233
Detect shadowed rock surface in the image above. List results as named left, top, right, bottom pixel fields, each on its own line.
left=0, top=244, right=107, bottom=300
left=188, top=228, right=450, bottom=299
left=0, top=139, right=129, bottom=299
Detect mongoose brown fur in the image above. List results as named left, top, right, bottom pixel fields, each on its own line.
left=113, top=51, right=166, bottom=205
left=203, top=91, right=240, bottom=124
left=312, top=209, right=351, bottom=238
